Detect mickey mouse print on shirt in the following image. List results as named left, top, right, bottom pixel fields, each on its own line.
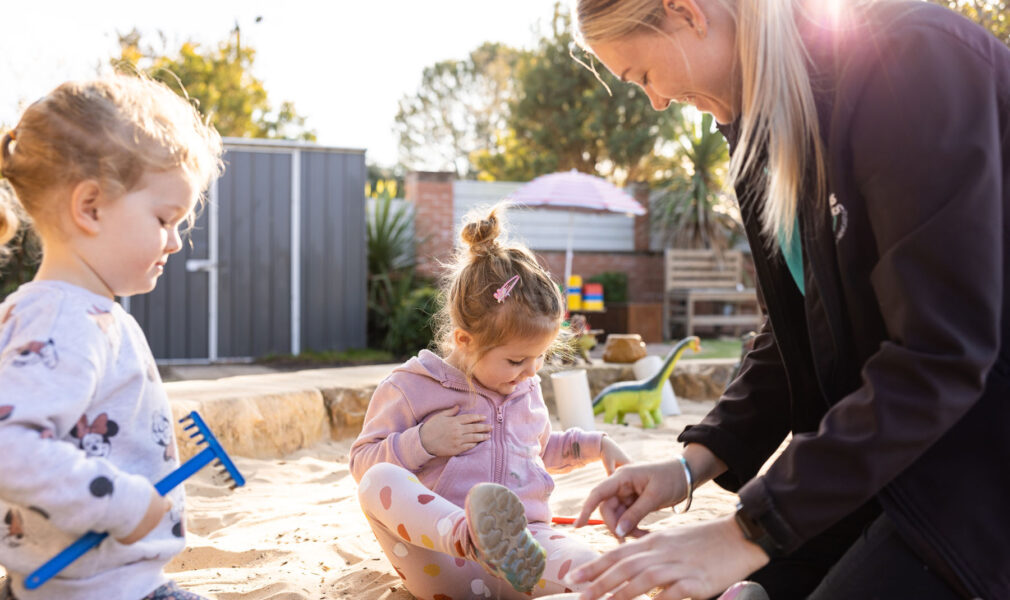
left=70, top=413, right=120, bottom=458
left=11, top=339, right=58, bottom=369
left=1, top=303, right=14, bottom=325
left=2, top=509, right=24, bottom=548
left=152, top=412, right=176, bottom=462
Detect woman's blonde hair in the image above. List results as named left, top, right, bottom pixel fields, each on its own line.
left=574, top=0, right=876, bottom=248
left=434, top=204, right=566, bottom=379
left=0, top=73, right=223, bottom=261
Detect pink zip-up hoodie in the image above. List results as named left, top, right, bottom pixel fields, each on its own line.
left=350, top=350, right=606, bottom=524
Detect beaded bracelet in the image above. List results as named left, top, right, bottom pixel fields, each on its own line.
left=673, top=454, right=694, bottom=514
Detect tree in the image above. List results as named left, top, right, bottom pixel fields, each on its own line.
left=115, top=28, right=316, bottom=140
left=472, top=3, right=668, bottom=184
left=393, top=42, right=523, bottom=178
left=650, top=111, right=741, bottom=250
left=928, top=0, right=1009, bottom=46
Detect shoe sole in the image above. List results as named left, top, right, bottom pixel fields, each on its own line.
left=719, top=582, right=770, bottom=600
left=465, top=483, right=546, bottom=593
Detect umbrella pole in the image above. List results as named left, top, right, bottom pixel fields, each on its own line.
left=564, top=211, right=574, bottom=308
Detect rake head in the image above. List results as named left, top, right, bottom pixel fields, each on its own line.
left=180, top=411, right=246, bottom=489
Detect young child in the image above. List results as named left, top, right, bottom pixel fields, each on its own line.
left=0, top=74, right=222, bottom=600
left=350, top=206, right=633, bottom=599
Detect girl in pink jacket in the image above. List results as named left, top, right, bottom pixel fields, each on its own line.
left=350, top=205, right=631, bottom=599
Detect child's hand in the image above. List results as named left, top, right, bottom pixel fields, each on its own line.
left=600, top=436, right=632, bottom=475
left=116, top=489, right=171, bottom=545
left=420, top=406, right=492, bottom=457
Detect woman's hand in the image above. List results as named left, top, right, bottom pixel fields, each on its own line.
left=419, top=406, right=492, bottom=457
left=575, top=457, right=689, bottom=541
left=600, top=436, right=633, bottom=475
left=566, top=515, right=770, bottom=600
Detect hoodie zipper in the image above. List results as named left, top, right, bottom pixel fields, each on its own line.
left=437, top=379, right=525, bottom=486
left=493, top=404, right=505, bottom=483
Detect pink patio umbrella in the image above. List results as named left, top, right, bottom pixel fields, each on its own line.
left=506, top=169, right=646, bottom=299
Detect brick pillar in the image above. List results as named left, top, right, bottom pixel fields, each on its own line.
left=628, top=181, right=652, bottom=252
left=405, top=171, right=456, bottom=278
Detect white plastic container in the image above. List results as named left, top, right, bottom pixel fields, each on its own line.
left=632, top=355, right=681, bottom=416
left=550, top=369, right=596, bottom=431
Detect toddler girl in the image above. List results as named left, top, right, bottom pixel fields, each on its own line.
left=350, top=206, right=632, bottom=599
left=0, top=74, right=222, bottom=600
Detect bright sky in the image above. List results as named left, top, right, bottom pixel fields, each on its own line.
left=1, top=1, right=561, bottom=168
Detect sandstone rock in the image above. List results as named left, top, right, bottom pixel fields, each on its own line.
left=601, top=334, right=648, bottom=363
left=321, top=385, right=377, bottom=439
left=168, top=376, right=329, bottom=461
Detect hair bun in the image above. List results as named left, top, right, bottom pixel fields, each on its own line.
left=460, top=207, right=504, bottom=258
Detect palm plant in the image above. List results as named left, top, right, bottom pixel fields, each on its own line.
left=366, top=195, right=424, bottom=352
left=366, top=194, right=414, bottom=276
left=650, top=110, right=742, bottom=250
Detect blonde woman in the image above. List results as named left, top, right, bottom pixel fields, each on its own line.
left=565, top=0, right=1010, bottom=598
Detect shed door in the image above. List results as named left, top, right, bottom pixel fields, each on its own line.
left=126, top=213, right=210, bottom=361
left=216, top=150, right=293, bottom=359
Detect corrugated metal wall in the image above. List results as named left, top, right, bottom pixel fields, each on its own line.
left=130, top=140, right=367, bottom=362
left=300, top=150, right=367, bottom=354
left=128, top=215, right=210, bottom=360
left=217, top=150, right=293, bottom=358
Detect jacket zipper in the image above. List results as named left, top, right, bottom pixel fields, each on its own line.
left=437, top=379, right=522, bottom=486
left=494, top=404, right=505, bottom=484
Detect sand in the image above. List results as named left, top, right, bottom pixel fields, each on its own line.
left=0, top=399, right=736, bottom=599
left=164, top=398, right=738, bottom=600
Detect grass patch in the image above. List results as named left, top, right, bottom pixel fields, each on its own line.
left=680, top=337, right=743, bottom=360
left=257, top=347, right=395, bottom=368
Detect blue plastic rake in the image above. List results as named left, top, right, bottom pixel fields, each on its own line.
left=25, top=411, right=246, bottom=590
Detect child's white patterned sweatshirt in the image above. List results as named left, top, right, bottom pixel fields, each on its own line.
left=0, top=281, right=184, bottom=600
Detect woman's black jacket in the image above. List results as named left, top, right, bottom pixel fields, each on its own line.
left=678, top=3, right=1010, bottom=597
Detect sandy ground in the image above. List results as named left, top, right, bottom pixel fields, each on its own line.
left=160, top=398, right=737, bottom=600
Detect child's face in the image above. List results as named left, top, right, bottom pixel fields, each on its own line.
left=90, top=168, right=197, bottom=297
left=468, top=329, right=557, bottom=396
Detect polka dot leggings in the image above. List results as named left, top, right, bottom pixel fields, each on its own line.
left=358, top=462, right=597, bottom=600
left=140, top=581, right=208, bottom=599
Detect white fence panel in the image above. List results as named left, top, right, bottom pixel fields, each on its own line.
left=453, top=180, right=636, bottom=252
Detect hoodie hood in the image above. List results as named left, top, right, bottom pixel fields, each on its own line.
left=396, top=349, right=538, bottom=403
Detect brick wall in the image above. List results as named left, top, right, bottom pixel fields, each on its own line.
left=535, top=251, right=665, bottom=303
left=629, top=181, right=652, bottom=253
left=405, top=171, right=455, bottom=278
left=406, top=171, right=665, bottom=301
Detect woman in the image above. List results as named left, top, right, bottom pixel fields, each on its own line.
left=565, top=0, right=1010, bottom=598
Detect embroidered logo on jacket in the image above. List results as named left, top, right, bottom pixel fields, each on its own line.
left=829, top=194, right=848, bottom=242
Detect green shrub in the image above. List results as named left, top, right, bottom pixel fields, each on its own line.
left=383, top=286, right=441, bottom=357
left=586, top=271, right=628, bottom=304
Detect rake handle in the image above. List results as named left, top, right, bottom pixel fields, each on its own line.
left=25, top=446, right=219, bottom=590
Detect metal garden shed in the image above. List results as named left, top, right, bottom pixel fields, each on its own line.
left=125, top=138, right=367, bottom=363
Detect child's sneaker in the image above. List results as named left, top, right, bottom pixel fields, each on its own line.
left=464, top=482, right=546, bottom=593
left=718, top=581, right=770, bottom=600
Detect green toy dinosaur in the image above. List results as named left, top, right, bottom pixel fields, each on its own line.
left=592, top=336, right=701, bottom=428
